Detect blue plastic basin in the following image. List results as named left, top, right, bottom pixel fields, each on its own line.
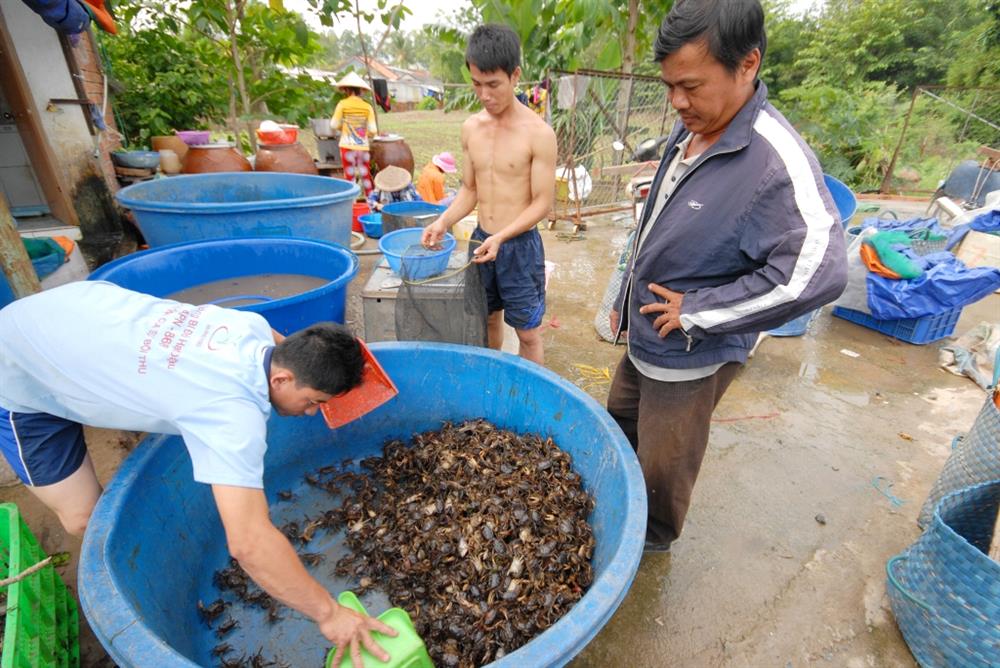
left=359, top=212, right=383, bottom=238
left=381, top=201, right=447, bottom=235
left=116, top=172, right=360, bottom=248
left=79, top=343, right=646, bottom=668
left=87, top=237, right=358, bottom=334
left=379, top=228, right=456, bottom=279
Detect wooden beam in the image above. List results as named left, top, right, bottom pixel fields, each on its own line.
left=0, top=6, right=80, bottom=227
left=592, top=162, right=659, bottom=178
left=0, top=193, right=41, bottom=299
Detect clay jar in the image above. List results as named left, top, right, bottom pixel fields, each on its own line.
left=370, top=135, right=414, bottom=174
left=181, top=143, right=252, bottom=174
left=150, top=135, right=189, bottom=161
left=254, top=142, right=318, bottom=175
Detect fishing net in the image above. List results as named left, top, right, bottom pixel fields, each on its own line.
left=394, top=241, right=488, bottom=346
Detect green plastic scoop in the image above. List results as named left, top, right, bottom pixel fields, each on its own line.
left=325, top=591, right=433, bottom=668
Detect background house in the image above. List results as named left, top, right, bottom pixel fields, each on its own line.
left=295, top=56, right=443, bottom=111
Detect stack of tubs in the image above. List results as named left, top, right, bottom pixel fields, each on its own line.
left=111, top=172, right=361, bottom=333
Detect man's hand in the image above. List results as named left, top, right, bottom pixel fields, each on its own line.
left=321, top=603, right=397, bottom=668
left=638, top=283, right=685, bottom=337
left=472, top=234, right=502, bottom=263
left=421, top=218, right=448, bottom=248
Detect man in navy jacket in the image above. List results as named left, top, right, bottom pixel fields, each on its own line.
left=609, top=0, right=847, bottom=551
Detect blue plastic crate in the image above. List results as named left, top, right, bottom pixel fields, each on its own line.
left=832, top=306, right=961, bottom=344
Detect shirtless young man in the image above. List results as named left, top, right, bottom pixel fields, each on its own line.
left=421, top=23, right=557, bottom=365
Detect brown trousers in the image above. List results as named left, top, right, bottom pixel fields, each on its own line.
left=607, top=354, right=741, bottom=544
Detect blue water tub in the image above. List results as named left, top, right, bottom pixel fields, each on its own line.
left=88, top=237, right=358, bottom=334
left=116, top=172, right=360, bottom=248
left=770, top=174, right=858, bottom=337
left=79, top=343, right=646, bottom=668
left=379, top=228, right=456, bottom=279
left=823, top=173, right=857, bottom=226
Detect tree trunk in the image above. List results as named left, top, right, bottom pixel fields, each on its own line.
left=227, top=0, right=256, bottom=151
left=0, top=193, right=41, bottom=300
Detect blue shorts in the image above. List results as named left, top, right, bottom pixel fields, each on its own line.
left=473, top=226, right=546, bottom=330
left=0, top=408, right=87, bottom=487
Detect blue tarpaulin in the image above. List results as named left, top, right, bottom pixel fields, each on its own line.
left=946, top=208, right=1000, bottom=250
left=867, top=251, right=1000, bottom=320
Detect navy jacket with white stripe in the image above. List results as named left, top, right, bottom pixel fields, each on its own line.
left=615, top=81, right=848, bottom=370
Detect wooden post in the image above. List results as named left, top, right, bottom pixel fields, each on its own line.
left=0, top=193, right=41, bottom=299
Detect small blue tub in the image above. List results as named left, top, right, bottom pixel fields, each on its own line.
left=379, top=228, right=455, bottom=279
left=88, top=237, right=358, bottom=334
left=79, top=343, right=646, bottom=668
left=359, top=212, right=383, bottom=238
left=116, top=172, right=360, bottom=248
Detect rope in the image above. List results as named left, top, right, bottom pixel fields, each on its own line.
left=573, top=363, right=612, bottom=391
left=872, top=476, right=906, bottom=507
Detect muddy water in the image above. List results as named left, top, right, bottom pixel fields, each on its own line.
left=166, top=273, right=329, bottom=307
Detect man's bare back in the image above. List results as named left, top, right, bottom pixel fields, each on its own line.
left=463, top=102, right=555, bottom=235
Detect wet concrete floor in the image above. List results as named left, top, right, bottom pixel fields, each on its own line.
left=3, top=195, right=995, bottom=667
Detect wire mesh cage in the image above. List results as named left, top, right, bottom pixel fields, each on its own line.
left=548, top=69, right=675, bottom=229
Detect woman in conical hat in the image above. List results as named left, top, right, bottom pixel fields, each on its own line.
left=331, top=72, right=378, bottom=195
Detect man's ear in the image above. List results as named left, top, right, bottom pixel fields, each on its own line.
left=511, top=66, right=522, bottom=87
left=269, top=366, right=295, bottom=389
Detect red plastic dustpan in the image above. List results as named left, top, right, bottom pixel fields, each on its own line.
left=320, top=340, right=398, bottom=429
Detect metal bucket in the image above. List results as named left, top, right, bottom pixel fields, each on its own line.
left=381, top=201, right=448, bottom=235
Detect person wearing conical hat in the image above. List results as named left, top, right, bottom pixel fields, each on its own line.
left=416, top=151, right=458, bottom=205
left=331, top=72, right=378, bottom=196
left=366, top=165, right=422, bottom=212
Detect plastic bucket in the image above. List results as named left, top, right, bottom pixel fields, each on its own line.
left=116, top=173, right=359, bottom=248
left=352, top=201, right=370, bottom=234
left=823, top=174, right=857, bottom=227
left=378, top=228, right=455, bottom=279
left=381, top=201, right=447, bottom=235
left=79, top=343, right=646, bottom=668
left=87, top=237, right=358, bottom=334
left=359, top=213, right=383, bottom=238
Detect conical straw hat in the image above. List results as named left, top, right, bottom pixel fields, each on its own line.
left=335, top=71, right=371, bottom=91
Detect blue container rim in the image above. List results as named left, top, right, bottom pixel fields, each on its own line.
left=378, top=228, right=455, bottom=259
left=78, top=343, right=647, bottom=668
left=116, top=173, right=360, bottom=214
left=88, top=236, right=359, bottom=314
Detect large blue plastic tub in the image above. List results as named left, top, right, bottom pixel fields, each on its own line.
left=88, top=237, right=358, bottom=334
left=79, top=343, right=646, bottom=668
left=823, top=173, right=857, bottom=226
left=116, top=173, right=360, bottom=248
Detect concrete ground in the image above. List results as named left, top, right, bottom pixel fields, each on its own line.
left=2, top=195, right=995, bottom=667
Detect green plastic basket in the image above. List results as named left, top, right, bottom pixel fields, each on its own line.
left=0, top=503, right=79, bottom=668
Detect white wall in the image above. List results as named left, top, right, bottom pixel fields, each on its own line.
left=2, top=0, right=95, bottom=187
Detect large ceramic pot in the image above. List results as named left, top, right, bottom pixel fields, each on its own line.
left=181, top=143, right=251, bottom=174
left=254, top=143, right=318, bottom=175
left=150, top=135, right=189, bottom=160
left=370, top=134, right=414, bottom=174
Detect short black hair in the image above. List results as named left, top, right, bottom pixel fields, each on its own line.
left=272, top=323, right=364, bottom=396
left=342, top=87, right=362, bottom=96
left=466, top=24, right=521, bottom=76
left=654, top=0, right=766, bottom=73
